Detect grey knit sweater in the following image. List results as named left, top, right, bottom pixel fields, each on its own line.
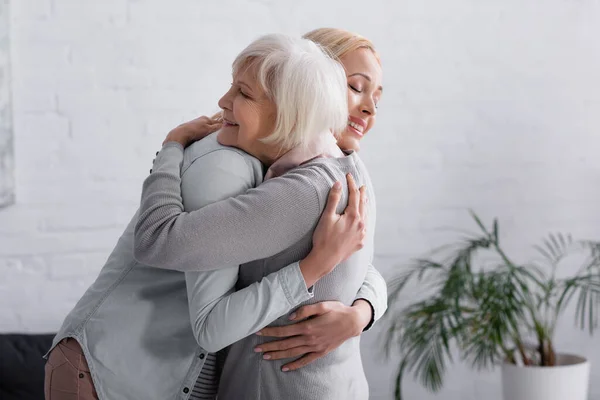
left=134, top=142, right=376, bottom=400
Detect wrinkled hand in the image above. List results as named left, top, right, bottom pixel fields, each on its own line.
left=163, top=113, right=223, bottom=147
left=254, top=301, right=371, bottom=371
left=299, top=173, right=367, bottom=287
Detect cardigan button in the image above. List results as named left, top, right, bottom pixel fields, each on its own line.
left=183, top=387, right=189, bottom=394
left=199, top=353, right=205, bottom=359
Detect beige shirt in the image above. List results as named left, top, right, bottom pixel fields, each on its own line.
left=264, top=131, right=343, bottom=180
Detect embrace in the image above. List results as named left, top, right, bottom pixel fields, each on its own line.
left=44, top=28, right=384, bottom=400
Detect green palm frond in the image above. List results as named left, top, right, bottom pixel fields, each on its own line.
left=396, top=298, right=456, bottom=392
left=534, top=233, right=574, bottom=265
left=384, top=212, right=600, bottom=400
left=581, top=240, right=600, bottom=262
left=558, top=274, right=600, bottom=334
left=462, top=271, right=527, bottom=369
left=394, top=359, right=408, bottom=400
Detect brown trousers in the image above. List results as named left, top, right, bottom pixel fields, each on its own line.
left=44, top=338, right=99, bottom=400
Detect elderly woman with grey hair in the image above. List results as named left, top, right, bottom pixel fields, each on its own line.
left=134, top=34, right=379, bottom=400
left=44, top=33, right=381, bottom=400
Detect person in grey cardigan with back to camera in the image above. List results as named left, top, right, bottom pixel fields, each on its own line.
left=134, top=33, right=382, bottom=400
left=44, top=33, right=384, bottom=400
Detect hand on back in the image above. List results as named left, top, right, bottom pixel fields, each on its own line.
left=163, top=113, right=223, bottom=147
left=299, top=173, right=367, bottom=286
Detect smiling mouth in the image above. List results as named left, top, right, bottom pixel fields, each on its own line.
left=348, top=120, right=364, bottom=132
left=347, top=121, right=364, bottom=136
left=223, top=118, right=239, bottom=127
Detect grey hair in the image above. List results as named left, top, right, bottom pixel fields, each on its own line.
left=232, top=33, right=348, bottom=150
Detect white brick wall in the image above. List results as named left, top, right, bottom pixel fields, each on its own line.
left=2, top=0, right=599, bottom=399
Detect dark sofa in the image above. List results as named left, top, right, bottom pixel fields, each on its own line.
left=0, top=333, right=55, bottom=400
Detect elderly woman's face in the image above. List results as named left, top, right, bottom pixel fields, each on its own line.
left=338, top=48, right=383, bottom=152
left=217, top=65, right=278, bottom=163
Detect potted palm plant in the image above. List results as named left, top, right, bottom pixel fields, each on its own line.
left=384, top=212, right=600, bottom=400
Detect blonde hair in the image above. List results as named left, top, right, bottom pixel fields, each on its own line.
left=303, top=28, right=381, bottom=64
left=231, top=34, right=348, bottom=150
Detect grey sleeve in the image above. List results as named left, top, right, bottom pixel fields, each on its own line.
left=134, top=142, right=323, bottom=272
left=185, top=263, right=313, bottom=352
left=354, top=263, right=388, bottom=330
left=178, top=151, right=313, bottom=351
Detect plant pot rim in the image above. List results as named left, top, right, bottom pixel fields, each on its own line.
left=502, top=353, right=589, bottom=369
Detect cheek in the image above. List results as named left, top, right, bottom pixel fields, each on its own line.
left=233, top=101, right=253, bottom=136
left=347, top=91, right=360, bottom=112
left=259, top=110, right=277, bottom=137
left=364, top=118, right=376, bottom=135
left=248, top=103, right=274, bottom=140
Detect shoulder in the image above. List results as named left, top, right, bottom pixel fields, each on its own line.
left=258, top=162, right=339, bottom=213
left=292, top=152, right=374, bottom=208
left=291, top=156, right=355, bottom=191
left=183, top=132, right=262, bottom=180
left=181, top=137, right=263, bottom=209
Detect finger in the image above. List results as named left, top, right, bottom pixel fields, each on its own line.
left=255, top=337, right=306, bottom=353
left=258, top=324, right=304, bottom=338
left=263, top=346, right=313, bottom=361
left=289, top=303, right=331, bottom=321
left=194, top=116, right=210, bottom=124
left=208, top=123, right=222, bottom=133
left=210, top=111, right=223, bottom=122
left=345, top=173, right=360, bottom=216
left=358, top=186, right=367, bottom=220
left=323, top=181, right=342, bottom=217
left=281, top=352, right=325, bottom=372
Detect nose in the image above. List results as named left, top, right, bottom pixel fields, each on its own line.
left=361, top=98, right=377, bottom=117
left=218, top=86, right=235, bottom=111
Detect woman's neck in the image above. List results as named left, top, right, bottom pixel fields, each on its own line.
left=258, top=146, right=292, bottom=167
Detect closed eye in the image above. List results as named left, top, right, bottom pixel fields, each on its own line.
left=349, top=84, right=361, bottom=93
left=238, top=88, right=252, bottom=99
left=231, top=82, right=252, bottom=99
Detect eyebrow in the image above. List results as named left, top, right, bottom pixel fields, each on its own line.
left=236, top=80, right=254, bottom=93
left=347, top=72, right=384, bottom=92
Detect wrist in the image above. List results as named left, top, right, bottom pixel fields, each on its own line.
left=164, top=128, right=190, bottom=147
left=309, top=244, right=339, bottom=272
left=299, top=252, right=329, bottom=288
left=351, top=299, right=373, bottom=335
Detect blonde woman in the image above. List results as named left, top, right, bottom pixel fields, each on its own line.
left=254, top=28, right=385, bottom=368
left=305, top=28, right=382, bottom=153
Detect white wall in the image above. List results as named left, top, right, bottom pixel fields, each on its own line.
left=0, top=0, right=14, bottom=207
left=2, top=0, right=599, bottom=399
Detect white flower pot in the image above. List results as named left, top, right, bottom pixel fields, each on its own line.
left=501, top=353, right=590, bottom=400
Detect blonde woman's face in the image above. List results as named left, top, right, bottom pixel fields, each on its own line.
left=338, top=48, right=383, bottom=152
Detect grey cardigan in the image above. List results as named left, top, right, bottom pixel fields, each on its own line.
left=134, top=141, right=379, bottom=400
left=48, top=134, right=386, bottom=400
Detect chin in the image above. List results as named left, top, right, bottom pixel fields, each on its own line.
left=338, top=137, right=361, bottom=152
left=217, top=130, right=237, bottom=147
